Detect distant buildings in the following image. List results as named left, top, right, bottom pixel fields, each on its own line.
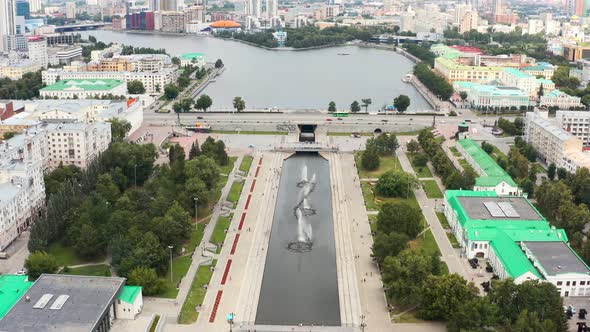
left=563, top=43, right=590, bottom=61
left=179, top=52, right=205, bottom=67
left=0, top=59, right=41, bottom=79
left=556, top=110, right=590, bottom=147
left=27, top=36, right=48, bottom=69
left=539, top=90, right=583, bottom=109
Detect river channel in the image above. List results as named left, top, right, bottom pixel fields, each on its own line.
left=81, top=30, right=429, bottom=111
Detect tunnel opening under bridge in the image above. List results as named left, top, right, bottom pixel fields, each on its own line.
left=298, top=124, right=317, bottom=143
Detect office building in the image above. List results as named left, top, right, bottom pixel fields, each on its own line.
left=0, top=0, right=17, bottom=52
left=16, top=0, right=30, bottom=18
left=65, top=2, right=76, bottom=19
left=27, top=35, right=48, bottom=68
left=0, top=274, right=143, bottom=332
left=445, top=190, right=590, bottom=296
left=47, top=46, right=83, bottom=66
left=556, top=110, right=590, bottom=147
left=453, top=82, right=530, bottom=109
left=29, top=0, right=41, bottom=12
left=180, top=52, right=205, bottom=66
left=435, top=57, right=503, bottom=83
left=160, top=11, right=185, bottom=32
left=521, top=62, right=555, bottom=80
left=39, top=79, right=127, bottom=99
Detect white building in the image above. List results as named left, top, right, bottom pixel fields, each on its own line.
left=0, top=59, right=41, bottom=79
left=47, top=46, right=83, bottom=66
left=524, top=109, right=590, bottom=172
left=39, top=79, right=127, bottom=99
left=65, top=2, right=77, bottom=19
left=27, top=36, right=48, bottom=68
left=42, top=68, right=178, bottom=94
left=540, top=90, right=583, bottom=109
left=0, top=0, right=16, bottom=52
left=501, top=68, right=536, bottom=96
left=556, top=110, right=590, bottom=147
left=45, top=121, right=111, bottom=169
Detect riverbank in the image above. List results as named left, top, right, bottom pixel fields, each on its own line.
left=211, top=34, right=351, bottom=51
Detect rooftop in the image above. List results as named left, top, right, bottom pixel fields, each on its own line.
left=0, top=274, right=125, bottom=332
left=435, top=56, right=504, bottom=71
left=118, top=286, right=141, bottom=304
left=503, top=67, right=533, bottom=79
left=40, top=79, right=125, bottom=92
left=0, top=275, right=33, bottom=320
left=526, top=111, right=574, bottom=141
left=458, top=138, right=518, bottom=187
left=457, top=196, right=543, bottom=221
left=525, top=241, right=590, bottom=276
left=180, top=53, right=205, bottom=60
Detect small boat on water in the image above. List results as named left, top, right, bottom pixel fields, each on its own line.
left=337, top=53, right=350, bottom=56
left=402, top=73, right=413, bottom=83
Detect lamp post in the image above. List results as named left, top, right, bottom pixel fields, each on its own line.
left=168, top=245, right=174, bottom=283
left=194, top=197, right=199, bottom=230
left=134, top=164, right=138, bottom=187
left=360, top=314, right=366, bottom=332
left=227, top=312, right=235, bottom=332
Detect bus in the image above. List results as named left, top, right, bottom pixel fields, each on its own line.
left=332, top=112, right=349, bottom=117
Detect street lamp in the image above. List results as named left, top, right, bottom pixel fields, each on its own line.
left=360, top=314, right=366, bottom=332
left=168, top=245, right=174, bottom=283
left=134, top=164, right=138, bottom=187
left=194, top=197, right=199, bottom=230
left=227, top=312, right=235, bottom=332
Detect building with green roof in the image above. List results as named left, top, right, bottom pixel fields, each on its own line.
left=0, top=275, right=33, bottom=320
left=116, top=285, right=143, bottom=319
left=179, top=52, right=205, bottom=67
left=444, top=190, right=590, bottom=295
left=457, top=138, right=521, bottom=196
left=39, top=79, right=127, bottom=100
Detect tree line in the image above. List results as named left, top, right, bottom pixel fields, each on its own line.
left=0, top=71, right=44, bottom=100
left=414, top=63, right=454, bottom=100
left=403, top=43, right=436, bottom=66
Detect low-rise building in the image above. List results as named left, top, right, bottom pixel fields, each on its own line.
left=521, top=61, right=555, bottom=80
left=456, top=138, right=521, bottom=196
left=563, top=43, right=590, bottom=61
left=39, top=79, right=127, bottom=99
left=453, top=82, right=530, bottom=109
left=501, top=68, right=537, bottom=95
left=180, top=52, right=205, bottom=67
left=444, top=190, right=590, bottom=295
left=0, top=59, right=41, bottom=79
left=47, top=46, right=83, bottom=66
left=435, top=56, right=503, bottom=83
left=539, top=90, right=583, bottom=109
left=0, top=274, right=143, bottom=332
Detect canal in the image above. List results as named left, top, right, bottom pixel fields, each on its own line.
left=80, top=30, right=430, bottom=111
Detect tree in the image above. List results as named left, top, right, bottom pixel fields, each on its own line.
left=406, top=139, right=420, bottom=155
left=459, top=91, right=468, bottom=101
left=171, top=56, right=181, bottom=66
left=233, top=96, right=246, bottom=112
left=557, top=167, right=568, bottom=180
left=376, top=201, right=422, bottom=238
left=108, top=118, right=132, bottom=141
left=2, top=131, right=16, bottom=140
left=537, top=83, right=545, bottom=100
left=361, top=147, right=379, bottom=171
left=481, top=141, right=494, bottom=154
left=328, top=101, right=336, bottom=113
left=25, top=251, right=59, bottom=280
left=215, top=59, right=224, bottom=68
left=88, top=35, right=97, bottom=43
left=195, top=94, right=213, bottom=111
left=418, top=274, right=478, bottom=320
left=127, top=267, right=165, bottom=296
left=185, top=155, right=220, bottom=190
left=547, top=163, right=556, bottom=180
left=361, top=98, right=372, bottom=112
left=371, top=232, right=409, bottom=265
left=382, top=249, right=432, bottom=304
left=350, top=100, right=361, bottom=113
left=127, top=80, right=145, bottom=94
left=177, top=76, right=190, bottom=89
left=366, top=134, right=399, bottom=156
left=448, top=297, right=499, bottom=332
left=168, top=144, right=186, bottom=164
left=164, top=84, right=179, bottom=100
left=412, top=153, right=428, bottom=167
left=394, top=94, right=411, bottom=112
left=189, top=141, right=200, bottom=159
left=376, top=171, right=417, bottom=198
left=582, top=94, right=590, bottom=109
left=181, top=98, right=192, bottom=112
left=173, top=102, right=183, bottom=123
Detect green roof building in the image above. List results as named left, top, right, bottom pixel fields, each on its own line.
left=39, top=79, right=127, bottom=100
left=457, top=138, right=521, bottom=195
left=179, top=53, right=206, bottom=67
left=445, top=190, right=590, bottom=294
left=0, top=275, right=33, bottom=320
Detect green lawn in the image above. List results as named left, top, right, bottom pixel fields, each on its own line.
left=209, top=175, right=229, bottom=210
left=420, top=180, right=443, bottom=199
left=361, top=182, right=419, bottom=211
left=410, top=157, right=433, bottom=178
left=449, top=146, right=462, bottom=157
left=210, top=214, right=232, bottom=252
left=210, top=130, right=288, bottom=135
left=447, top=233, right=460, bottom=248
left=61, top=264, right=111, bottom=277
left=48, top=242, right=104, bottom=267
left=436, top=212, right=450, bottom=229
left=393, top=310, right=425, bottom=323
left=178, top=260, right=217, bottom=324
left=491, top=145, right=507, bottom=161
left=409, top=229, right=440, bottom=256
left=219, top=157, right=237, bottom=175
left=239, top=155, right=254, bottom=173
left=227, top=180, right=244, bottom=204
left=356, top=154, right=402, bottom=179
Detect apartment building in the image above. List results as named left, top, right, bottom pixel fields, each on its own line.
left=160, top=11, right=185, bottom=33
left=524, top=110, right=590, bottom=172
left=87, top=57, right=133, bottom=72
left=27, top=36, right=48, bottom=68
left=45, top=122, right=111, bottom=169
left=556, top=110, right=590, bottom=147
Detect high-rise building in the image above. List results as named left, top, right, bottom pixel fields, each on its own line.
left=493, top=0, right=503, bottom=15
left=27, top=36, right=48, bottom=68
left=454, top=3, right=471, bottom=25
left=267, top=0, right=277, bottom=18
left=0, top=0, right=16, bottom=52
left=65, top=2, right=76, bottom=19
left=245, top=0, right=262, bottom=19
left=459, top=10, right=478, bottom=33
left=16, top=0, right=30, bottom=19
left=29, top=0, right=41, bottom=12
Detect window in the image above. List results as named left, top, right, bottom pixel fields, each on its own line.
left=573, top=281, right=577, bottom=286
left=581, top=281, right=586, bottom=286
left=567, top=281, right=571, bottom=286
left=557, top=281, right=563, bottom=286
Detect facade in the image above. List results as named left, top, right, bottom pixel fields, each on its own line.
left=16, top=0, right=30, bottom=19
left=160, top=11, right=185, bottom=32
left=47, top=46, right=83, bottom=66
left=115, top=286, right=143, bottom=319
left=0, top=59, right=41, bottom=79
left=524, top=109, right=590, bottom=172
left=453, top=82, right=530, bottom=109
left=564, top=43, right=590, bottom=61
left=521, top=62, right=555, bottom=79
left=39, top=79, right=127, bottom=99
left=444, top=190, right=590, bottom=296
left=0, top=275, right=143, bottom=332
left=539, top=90, right=583, bottom=109
left=87, top=57, right=133, bottom=72
left=45, top=122, right=111, bottom=169
left=457, top=138, right=521, bottom=196
left=27, top=36, right=48, bottom=68
left=556, top=110, right=590, bottom=147
left=0, top=0, right=16, bottom=52
left=435, top=57, right=503, bottom=83
left=65, top=2, right=77, bottom=19
left=501, top=68, right=536, bottom=96
left=42, top=69, right=178, bottom=94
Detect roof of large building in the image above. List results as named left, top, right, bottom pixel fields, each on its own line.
left=0, top=274, right=126, bottom=332
left=450, top=45, right=484, bottom=54
left=209, top=20, right=240, bottom=28
left=40, top=79, right=125, bottom=92
left=522, top=62, right=554, bottom=71
left=435, top=56, right=504, bottom=71
left=0, top=275, right=33, bottom=320
left=453, top=82, right=528, bottom=97
left=458, top=138, right=518, bottom=187
left=503, top=67, right=533, bottom=79
left=526, top=111, right=574, bottom=141
left=525, top=241, right=590, bottom=276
